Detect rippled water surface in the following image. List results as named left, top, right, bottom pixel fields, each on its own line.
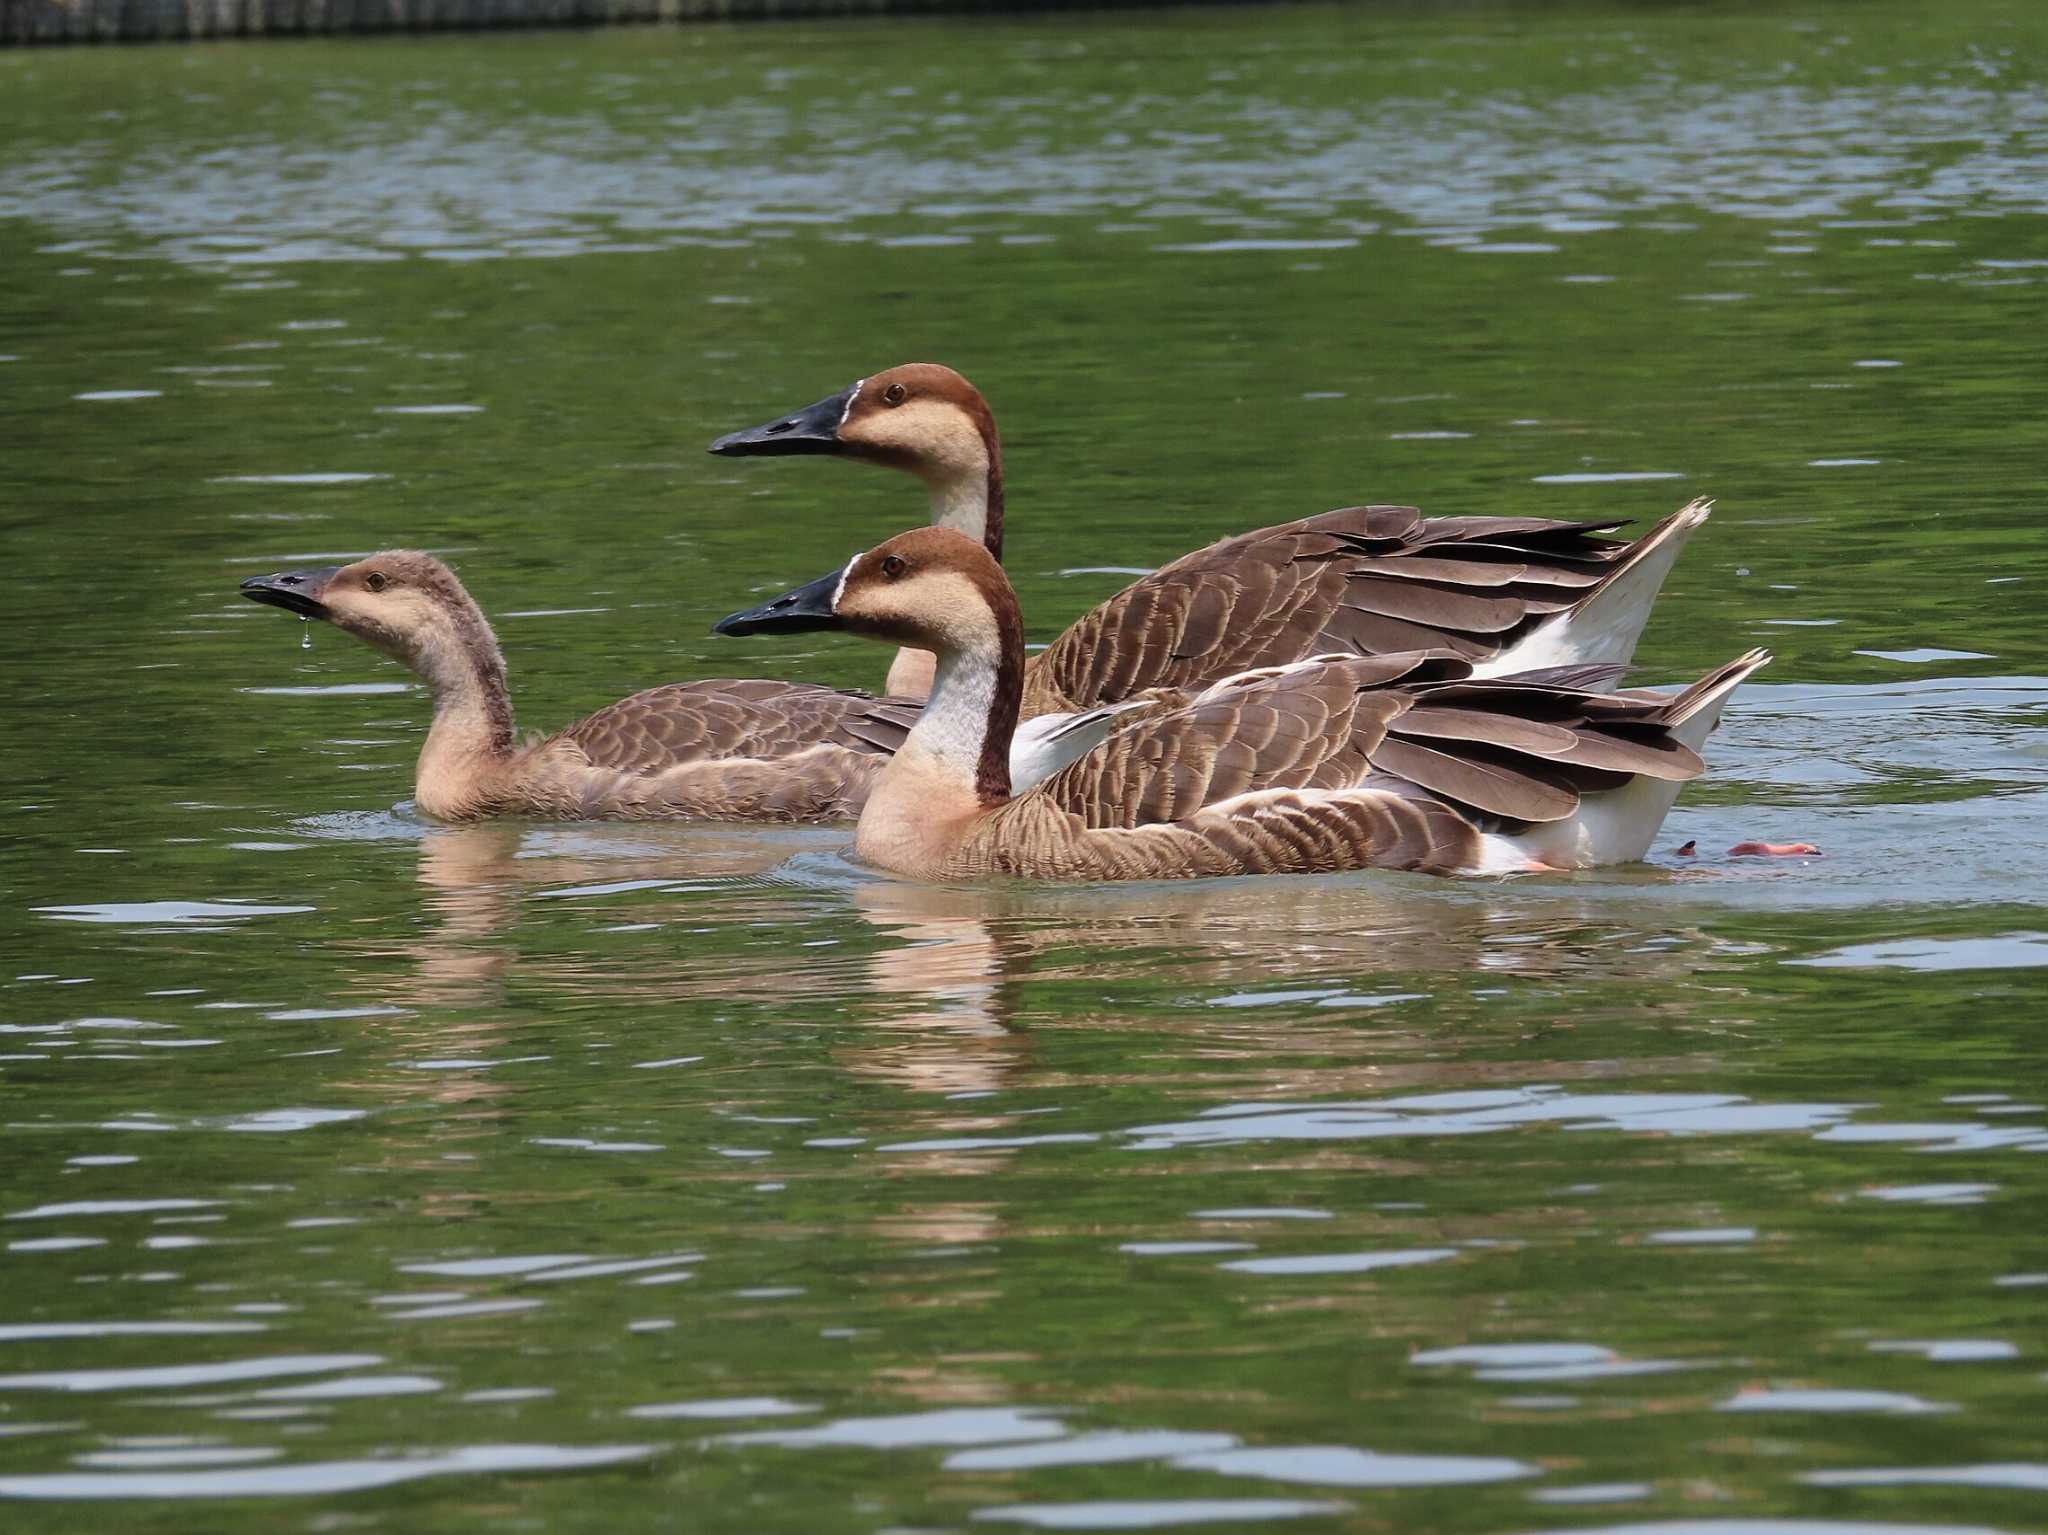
left=3, top=3, right=2047, bottom=1531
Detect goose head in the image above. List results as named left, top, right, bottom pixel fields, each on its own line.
left=719, top=528, right=1025, bottom=805
left=240, top=550, right=501, bottom=680
left=709, top=364, right=993, bottom=471
left=709, top=364, right=1005, bottom=558
left=714, top=526, right=1014, bottom=660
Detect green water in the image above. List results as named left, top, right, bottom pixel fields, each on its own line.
left=3, top=4, right=2047, bottom=1531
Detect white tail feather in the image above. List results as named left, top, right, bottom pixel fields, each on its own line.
left=1476, top=498, right=1712, bottom=678
left=1663, top=646, right=1771, bottom=746
left=1481, top=647, right=1770, bottom=870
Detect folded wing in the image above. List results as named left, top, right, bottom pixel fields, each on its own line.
left=1031, top=651, right=1724, bottom=835
left=560, top=678, right=919, bottom=774
left=1024, top=505, right=1659, bottom=710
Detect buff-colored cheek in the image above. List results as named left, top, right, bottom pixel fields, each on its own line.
left=860, top=402, right=975, bottom=463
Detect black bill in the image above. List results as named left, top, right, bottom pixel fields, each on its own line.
left=707, top=382, right=857, bottom=457
left=239, top=566, right=341, bottom=620
left=713, top=568, right=845, bottom=636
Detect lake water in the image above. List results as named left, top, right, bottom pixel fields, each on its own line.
left=2, top=3, right=2046, bottom=1531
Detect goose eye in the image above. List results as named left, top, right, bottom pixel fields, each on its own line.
left=364, top=572, right=389, bottom=593
left=881, top=383, right=908, bottom=406
left=880, top=554, right=907, bottom=578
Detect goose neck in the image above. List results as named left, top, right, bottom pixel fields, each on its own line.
left=889, top=580, right=1025, bottom=806
left=919, top=433, right=1004, bottom=563
left=411, top=615, right=517, bottom=814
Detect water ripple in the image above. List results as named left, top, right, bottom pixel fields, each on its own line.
left=5, top=81, right=2042, bottom=266
left=0, top=1443, right=653, bottom=1500
left=973, top=1500, right=1350, bottom=1530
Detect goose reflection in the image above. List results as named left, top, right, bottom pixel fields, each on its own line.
left=401, top=820, right=522, bottom=1009
left=315, top=822, right=842, bottom=1129
left=377, top=829, right=1034, bottom=1098
left=375, top=819, right=847, bottom=1009
left=850, top=866, right=1721, bottom=992
left=352, top=825, right=1738, bottom=1108
left=845, top=879, right=1030, bottom=1097
left=841, top=869, right=1733, bottom=1109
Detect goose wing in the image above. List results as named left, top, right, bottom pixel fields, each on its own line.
left=1031, top=652, right=1717, bottom=834
left=561, top=679, right=919, bottom=775
left=1026, top=505, right=1645, bottom=707
left=1031, top=653, right=1453, bottom=829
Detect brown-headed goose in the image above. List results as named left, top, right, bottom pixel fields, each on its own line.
left=709, top=363, right=1711, bottom=709
left=240, top=550, right=921, bottom=822
left=714, top=527, right=1769, bottom=883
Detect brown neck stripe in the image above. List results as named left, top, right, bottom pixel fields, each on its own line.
left=971, top=562, right=1023, bottom=804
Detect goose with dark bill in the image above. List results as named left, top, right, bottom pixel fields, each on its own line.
left=715, top=526, right=1771, bottom=883
left=710, top=363, right=1714, bottom=710
left=240, top=550, right=919, bottom=822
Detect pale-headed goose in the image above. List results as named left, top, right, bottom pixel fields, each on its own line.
left=709, top=363, right=1711, bottom=710
left=715, top=527, right=1769, bottom=883
left=240, top=550, right=921, bottom=822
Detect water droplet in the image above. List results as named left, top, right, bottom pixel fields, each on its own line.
left=300, top=619, right=312, bottom=651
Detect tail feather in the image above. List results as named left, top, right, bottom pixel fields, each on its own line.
left=1560, top=495, right=1713, bottom=654
left=1591, top=497, right=1713, bottom=603
left=1479, top=645, right=1768, bottom=868
left=1496, top=661, right=1633, bottom=692
left=1659, top=646, right=1771, bottom=747
left=1479, top=498, right=1711, bottom=676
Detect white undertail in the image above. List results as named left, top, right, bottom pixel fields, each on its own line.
left=1478, top=647, right=1770, bottom=872
left=1475, top=499, right=1711, bottom=678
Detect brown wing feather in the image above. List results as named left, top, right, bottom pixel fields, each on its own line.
left=1025, top=505, right=1659, bottom=710
left=1188, top=788, right=1485, bottom=876
left=1033, top=654, right=1446, bottom=830
left=1366, top=737, right=1580, bottom=822
left=1030, top=646, right=1729, bottom=840
left=1402, top=679, right=1705, bottom=779
left=966, top=648, right=1762, bottom=880
left=1392, top=705, right=1583, bottom=755
left=558, top=679, right=917, bottom=775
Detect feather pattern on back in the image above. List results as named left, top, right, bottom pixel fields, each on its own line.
left=560, top=678, right=917, bottom=773
left=941, top=648, right=1764, bottom=881
left=486, top=679, right=921, bottom=824
left=1019, top=503, right=1705, bottom=714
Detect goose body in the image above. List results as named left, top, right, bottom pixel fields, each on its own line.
left=709, top=364, right=1711, bottom=711
left=715, top=528, right=1769, bottom=884
left=240, top=551, right=917, bottom=823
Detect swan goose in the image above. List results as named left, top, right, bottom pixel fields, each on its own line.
left=240, top=550, right=923, bottom=822
left=709, top=363, right=1712, bottom=711
left=714, top=527, right=1770, bottom=882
